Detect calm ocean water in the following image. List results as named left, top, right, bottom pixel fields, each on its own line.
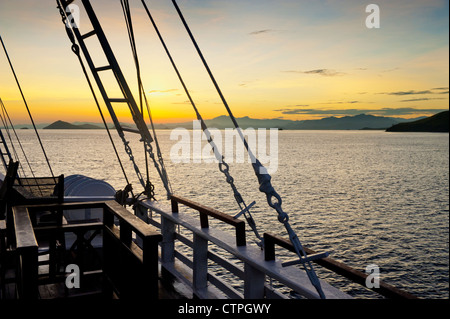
left=9, top=129, right=449, bottom=299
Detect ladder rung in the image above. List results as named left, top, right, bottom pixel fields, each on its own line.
left=94, top=65, right=112, bottom=72
left=108, top=98, right=128, bottom=103
left=81, top=30, right=97, bottom=40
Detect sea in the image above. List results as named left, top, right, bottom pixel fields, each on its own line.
left=6, top=128, right=449, bottom=299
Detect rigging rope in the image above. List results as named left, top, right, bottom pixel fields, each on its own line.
left=0, top=102, right=26, bottom=178
left=0, top=103, right=20, bottom=168
left=171, top=0, right=326, bottom=298
left=141, top=0, right=263, bottom=246
left=0, top=98, right=44, bottom=196
left=120, top=0, right=152, bottom=199
left=120, top=0, right=172, bottom=200
left=0, top=34, right=56, bottom=181
left=56, top=0, right=135, bottom=200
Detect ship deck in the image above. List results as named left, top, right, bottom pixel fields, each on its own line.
left=1, top=191, right=417, bottom=300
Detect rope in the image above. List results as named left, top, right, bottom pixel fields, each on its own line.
left=0, top=34, right=56, bottom=181
left=0, top=104, right=25, bottom=177
left=0, top=126, right=11, bottom=171
left=56, top=0, right=135, bottom=199
left=0, top=98, right=44, bottom=196
left=120, top=0, right=172, bottom=199
left=171, top=0, right=326, bottom=298
left=141, top=0, right=263, bottom=245
left=119, top=0, right=148, bottom=174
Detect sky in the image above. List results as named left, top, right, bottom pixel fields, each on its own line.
left=0, top=0, right=448, bottom=124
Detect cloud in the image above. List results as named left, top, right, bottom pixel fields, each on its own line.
left=381, top=87, right=449, bottom=96
left=383, top=90, right=433, bottom=96
left=274, top=108, right=364, bottom=115
left=249, top=29, right=276, bottom=35
left=381, top=67, right=401, bottom=73
left=400, top=97, right=445, bottom=102
left=320, top=101, right=362, bottom=105
left=273, top=108, right=448, bottom=117
left=376, top=108, right=448, bottom=116
left=171, top=100, right=191, bottom=105
left=148, top=89, right=179, bottom=94
left=283, top=69, right=345, bottom=77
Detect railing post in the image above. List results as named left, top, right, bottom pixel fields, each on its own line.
left=171, top=198, right=179, bottom=213
left=102, top=206, right=114, bottom=298
left=244, top=263, right=265, bottom=299
left=142, top=234, right=161, bottom=299
left=119, top=220, right=132, bottom=247
left=236, top=222, right=246, bottom=247
left=264, top=233, right=276, bottom=261
left=161, top=216, right=176, bottom=264
left=104, top=206, right=114, bottom=228
left=193, top=233, right=208, bottom=295
left=199, top=212, right=209, bottom=228
left=13, top=206, right=39, bottom=300
left=135, top=204, right=149, bottom=223
left=19, top=246, right=38, bottom=300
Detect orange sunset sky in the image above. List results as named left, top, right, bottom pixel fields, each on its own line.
left=0, top=0, right=448, bottom=125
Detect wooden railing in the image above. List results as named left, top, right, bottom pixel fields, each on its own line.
left=143, top=196, right=350, bottom=299
left=103, top=201, right=162, bottom=299
left=13, top=205, right=38, bottom=300
left=10, top=195, right=417, bottom=300
left=143, top=195, right=418, bottom=300
left=12, top=201, right=162, bottom=299
left=171, top=195, right=246, bottom=247
left=264, top=232, right=418, bottom=299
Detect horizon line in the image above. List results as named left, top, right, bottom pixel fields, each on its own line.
left=10, top=110, right=449, bottom=126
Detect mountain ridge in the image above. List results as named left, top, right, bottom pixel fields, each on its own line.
left=386, top=111, right=449, bottom=132
left=152, top=113, right=428, bottom=130
left=31, top=113, right=443, bottom=131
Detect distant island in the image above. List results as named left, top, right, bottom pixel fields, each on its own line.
left=43, top=120, right=102, bottom=130
left=386, top=111, right=449, bottom=133
left=38, top=112, right=448, bottom=131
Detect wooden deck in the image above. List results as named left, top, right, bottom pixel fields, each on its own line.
left=1, top=201, right=162, bottom=300
left=1, top=196, right=418, bottom=300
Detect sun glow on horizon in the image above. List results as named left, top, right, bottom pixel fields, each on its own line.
left=0, top=0, right=448, bottom=125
